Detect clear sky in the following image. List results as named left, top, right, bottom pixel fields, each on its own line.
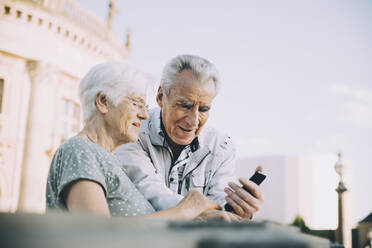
left=74, top=0, right=372, bottom=223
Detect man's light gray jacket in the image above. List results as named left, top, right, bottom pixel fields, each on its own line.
left=114, top=108, right=237, bottom=211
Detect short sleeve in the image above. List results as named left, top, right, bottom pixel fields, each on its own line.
left=55, top=141, right=107, bottom=207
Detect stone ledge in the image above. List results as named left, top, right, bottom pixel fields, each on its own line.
left=0, top=212, right=331, bottom=248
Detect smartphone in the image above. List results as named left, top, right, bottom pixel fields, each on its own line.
left=224, top=171, right=266, bottom=213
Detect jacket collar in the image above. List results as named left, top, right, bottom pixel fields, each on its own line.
left=147, top=107, right=164, bottom=147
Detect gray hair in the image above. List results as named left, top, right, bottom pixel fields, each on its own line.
left=160, top=55, right=220, bottom=96
left=79, top=61, right=150, bottom=122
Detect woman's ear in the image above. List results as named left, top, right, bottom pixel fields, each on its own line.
left=156, top=86, right=164, bottom=108
left=95, top=92, right=109, bottom=114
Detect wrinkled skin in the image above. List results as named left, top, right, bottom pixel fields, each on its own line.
left=224, top=166, right=264, bottom=219
left=176, top=190, right=220, bottom=219
left=157, top=69, right=216, bottom=148
left=196, top=209, right=242, bottom=222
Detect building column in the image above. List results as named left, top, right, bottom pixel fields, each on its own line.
left=17, top=60, right=58, bottom=213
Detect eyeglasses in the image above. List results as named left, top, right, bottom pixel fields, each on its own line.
left=127, top=97, right=149, bottom=112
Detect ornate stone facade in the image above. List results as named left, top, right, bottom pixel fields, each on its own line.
left=0, top=0, right=129, bottom=213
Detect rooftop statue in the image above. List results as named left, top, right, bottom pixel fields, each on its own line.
left=107, top=0, right=119, bottom=27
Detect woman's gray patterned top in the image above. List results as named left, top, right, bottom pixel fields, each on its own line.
left=46, top=136, right=155, bottom=217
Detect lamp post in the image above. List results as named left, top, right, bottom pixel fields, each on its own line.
left=335, top=153, right=347, bottom=246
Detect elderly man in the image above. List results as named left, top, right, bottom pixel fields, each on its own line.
left=115, top=55, right=262, bottom=218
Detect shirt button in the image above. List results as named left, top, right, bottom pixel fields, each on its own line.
left=170, top=178, right=174, bottom=182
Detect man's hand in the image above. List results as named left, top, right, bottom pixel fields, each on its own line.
left=224, top=166, right=264, bottom=219
left=195, top=209, right=242, bottom=222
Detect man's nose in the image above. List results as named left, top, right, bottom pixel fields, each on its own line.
left=185, top=108, right=199, bottom=127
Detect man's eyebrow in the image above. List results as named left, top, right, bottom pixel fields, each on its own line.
left=198, top=101, right=211, bottom=107
left=177, top=99, right=192, bottom=105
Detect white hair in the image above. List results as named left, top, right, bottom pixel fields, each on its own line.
left=160, top=54, right=220, bottom=96
left=79, top=61, right=150, bottom=122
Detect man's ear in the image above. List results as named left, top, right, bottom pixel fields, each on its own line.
left=95, top=92, right=109, bottom=115
left=156, top=86, right=164, bottom=108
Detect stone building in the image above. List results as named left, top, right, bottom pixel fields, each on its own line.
left=356, top=213, right=372, bottom=248
left=0, top=0, right=129, bottom=213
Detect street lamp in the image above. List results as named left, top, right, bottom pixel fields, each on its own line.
left=335, top=153, right=347, bottom=246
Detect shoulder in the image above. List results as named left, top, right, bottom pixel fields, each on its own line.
left=59, top=136, right=89, bottom=149
left=136, top=107, right=163, bottom=148
left=57, top=136, right=95, bottom=156
left=139, top=107, right=159, bottom=135
left=200, top=126, right=236, bottom=156
left=55, top=136, right=114, bottom=177
left=53, top=136, right=106, bottom=167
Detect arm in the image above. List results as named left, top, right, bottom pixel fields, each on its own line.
left=195, top=209, right=242, bottom=222
left=140, top=190, right=220, bottom=220
left=204, top=139, right=238, bottom=207
left=66, top=180, right=110, bottom=216
left=115, top=140, right=183, bottom=210
left=66, top=180, right=219, bottom=220
left=205, top=137, right=263, bottom=219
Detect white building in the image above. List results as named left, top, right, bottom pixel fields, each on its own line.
left=0, top=0, right=129, bottom=213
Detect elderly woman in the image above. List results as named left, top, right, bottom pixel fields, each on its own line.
left=46, top=61, right=219, bottom=219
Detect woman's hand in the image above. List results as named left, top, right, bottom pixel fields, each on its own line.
left=175, top=190, right=220, bottom=219
left=195, top=209, right=242, bottom=222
